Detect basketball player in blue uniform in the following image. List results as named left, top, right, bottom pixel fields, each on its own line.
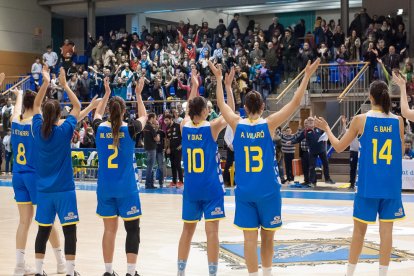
left=93, top=77, right=147, bottom=276
left=10, top=82, right=66, bottom=275
left=177, top=67, right=234, bottom=276
left=32, top=67, right=83, bottom=276
left=315, top=76, right=405, bottom=276
left=214, top=59, right=320, bottom=276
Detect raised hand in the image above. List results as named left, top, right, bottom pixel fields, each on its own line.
left=304, top=58, right=320, bottom=77
left=89, top=95, right=102, bottom=109
left=392, top=71, right=406, bottom=87
left=135, top=77, right=145, bottom=95
left=0, top=72, right=5, bottom=86
left=207, top=60, right=222, bottom=78
left=42, top=64, right=50, bottom=83
left=58, top=67, right=67, bottom=87
left=314, top=117, right=329, bottom=131
left=11, top=87, right=22, bottom=98
left=224, top=67, right=235, bottom=87
left=191, top=69, right=199, bottom=88
left=104, top=76, right=110, bottom=88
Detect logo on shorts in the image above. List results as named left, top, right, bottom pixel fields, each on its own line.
left=211, top=207, right=224, bottom=216
left=395, top=208, right=403, bottom=217
left=64, top=212, right=78, bottom=221
left=270, top=216, right=281, bottom=225
left=127, top=206, right=140, bottom=216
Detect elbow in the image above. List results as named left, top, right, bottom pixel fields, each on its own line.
left=333, top=145, right=345, bottom=153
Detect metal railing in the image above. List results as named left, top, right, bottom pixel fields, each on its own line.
left=309, top=62, right=369, bottom=95
left=1, top=76, right=32, bottom=97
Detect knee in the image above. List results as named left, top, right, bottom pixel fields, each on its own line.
left=19, top=216, right=33, bottom=228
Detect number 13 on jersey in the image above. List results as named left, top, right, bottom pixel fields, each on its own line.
left=372, top=139, right=392, bottom=165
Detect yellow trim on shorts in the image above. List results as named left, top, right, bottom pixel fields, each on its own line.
left=182, top=219, right=199, bottom=223
left=61, top=221, right=79, bottom=226
left=353, top=217, right=376, bottom=224
left=97, top=214, right=118, bottom=219
left=122, top=215, right=142, bottom=221
left=36, top=221, right=53, bottom=227
left=261, top=225, right=282, bottom=231
left=16, top=201, right=33, bottom=205
left=234, top=224, right=259, bottom=231
left=205, top=217, right=225, bottom=222
left=380, top=217, right=406, bottom=222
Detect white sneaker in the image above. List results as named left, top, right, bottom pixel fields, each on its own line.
left=57, top=262, right=66, bottom=274
left=13, top=263, right=35, bottom=276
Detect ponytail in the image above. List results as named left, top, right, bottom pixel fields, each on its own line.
left=41, top=100, right=61, bottom=139
left=369, top=80, right=391, bottom=114
left=108, top=96, right=126, bottom=147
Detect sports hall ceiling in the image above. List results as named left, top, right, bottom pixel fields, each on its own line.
left=39, top=0, right=363, bottom=17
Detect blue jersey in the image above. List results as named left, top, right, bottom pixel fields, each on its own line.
left=182, top=121, right=225, bottom=200
left=96, top=121, right=138, bottom=198
left=357, top=110, right=402, bottom=199
left=11, top=117, right=36, bottom=173
left=32, top=114, right=77, bottom=193
left=233, top=118, right=280, bottom=201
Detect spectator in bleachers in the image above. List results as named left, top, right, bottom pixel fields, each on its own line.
left=297, top=42, right=315, bottom=71
left=281, top=28, right=298, bottom=83
left=268, top=17, right=284, bottom=39
left=382, top=45, right=403, bottom=75
left=227, top=13, right=240, bottom=33
left=43, top=45, right=59, bottom=74
left=153, top=120, right=165, bottom=188
left=60, top=38, right=75, bottom=60
left=164, top=114, right=183, bottom=188
left=2, top=130, right=12, bottom=175
left=1, top=97, right=14, bottom=131
left=207, top=100, right=218, bottom=121
left=346, top=30, right=361, bottom=61
left=31, top=57, right=42, bottom=85
left=78, top=71, right=93, bottom=102
left=281, top=126, right=297, bottom=183
left=143, top=113, right=160, bottom=189
left=332, top=25, right=345, bottom=59
left=152, top=25, right=166, bottom=47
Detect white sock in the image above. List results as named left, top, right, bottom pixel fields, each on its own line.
left=127, top=263, right=135, bottom=275
left=35, top=259, right=44, bottom=274
left=105, top=263, right=113, bottom=274
left=379, top=265, right=388, bottom=276
left=249, top=273, right=259, bottom=276
left=16, top=249, right=25, bottom=265
left=66, top=260, right=75, bottom=276
left=263, top=266, right=273, bottom=276
left=53, top=247, right=65, bottom=263
left=346, top=263, right=356, bottom=276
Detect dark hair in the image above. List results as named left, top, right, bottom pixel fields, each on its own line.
left=108, top=96, right=126, bottom=147
left=244, top=91, right=264, bottom=115
left=369, top=80, right=391, bottom=114
left=219, top=19, right=223, bottom=23
left=164, top=114, right=173, bottom=120
left=41, top=100, right=61, bottom=139
left=188, top=96, right=207, bottom=120
left=20, top=90, right=37, bottom=120
left=147, top=113, right=156, bottom=121
left=46, top=45, right=51, bottom=49
left=234, top=13, right=239, bottom=17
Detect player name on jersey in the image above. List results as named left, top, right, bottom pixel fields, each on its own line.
left=240, top=130, right=265, bottom=139
left=12, top=129, right=30, bottom=136
left=373, top=125, right=392, bottom=133
left=187, top=134, right=203, bottom=141
left=99, top=132, right=125, bottom=139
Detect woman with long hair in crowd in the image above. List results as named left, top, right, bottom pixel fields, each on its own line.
left=176, top=66, right=234, bottom=276
left=316, top=75, right=406, bottom=276
left=215, top=59, right=320, bottom=276
left=93, top=77, right=147, bottom=276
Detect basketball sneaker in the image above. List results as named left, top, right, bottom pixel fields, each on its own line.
left=103, top=272, right=119, bottom=276
left=13, top=263, right=36, bottom=276
left=168, top=182, right=176, bottom=188
left=126, top=272, right=140, bottom=276
left=57, top=262, right=66, bottom=274
left=176, top=182, right=184, bottom=188
left=67, top=271, right=80, bottom=276
left=34, top=272, right=47, bottom=276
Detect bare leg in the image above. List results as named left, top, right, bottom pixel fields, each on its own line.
left=178, top=222, right=197, bottom=260
left=48, top=224, right=61, bottom=248
left=243, top=230, right=259, bottom=273
left=379, top=221, right=394, bottom=266
left=16, top=204, right=34, bottom=250
left=103, top=217, right=118, bottom=263
left=260, top=228, right=275, bottom=268
left=348, top=220, right=368, bottom=264
left=205, top=221, right=220, bottom=263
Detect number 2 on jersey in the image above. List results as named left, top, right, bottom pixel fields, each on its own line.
left=16, top=143, right=27, bottom=165
left=372, top=139, right=392, bottom=165
left=187, top=148, right=204, bottom=173
left=244, top=146, right=263, bottom=172
left=108, top=144, right=119, bottom=169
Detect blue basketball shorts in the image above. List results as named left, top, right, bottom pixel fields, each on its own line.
left=97, top=192, right=142, bottom=221
left=353, top=195, right=405, bottom=224
left=13, top=172, right=37, bottom=205
left=234, top=194, right=282, bottom=231
left=35, top=190, right=79, bottom=226
left=182, top=195, right=225, bottom=223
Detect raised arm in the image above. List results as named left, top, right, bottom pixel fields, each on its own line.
left=135, top=77, right=147, bottom=126
left=11, top=88, right=23, bottom=121
left=181, top=68, right=200, bottom=130
left=209, top=60, right=240, bottom=131
left=78, top=95, right=102, bottom=122
left=94, top=77, right=111, bottom=120
left=395, top=72, right=414, bottom=121
left=266, top=58, right=320, bottom=133
left=33, top=65, right=51, bottom=115
left=315, top=115, right=361, bottom=153
left=59, top=67, right=81, bottom=118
